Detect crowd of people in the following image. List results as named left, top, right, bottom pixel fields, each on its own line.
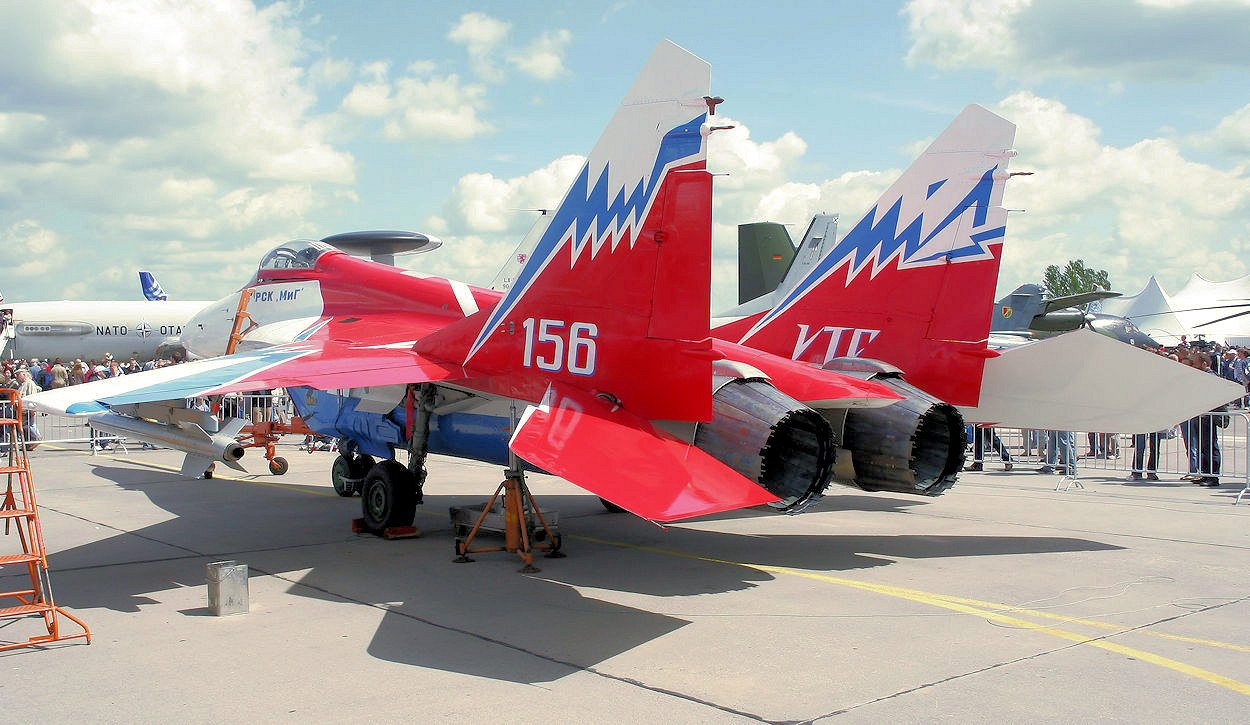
left=968, top=335, right=1245, bottom=488
left=2, top=354, right=188, bottom=444
left=1, top=353, right=185, bottom=392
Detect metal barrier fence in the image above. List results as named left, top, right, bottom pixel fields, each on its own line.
left=10, top=391, right=295, bottom=449
left=968, top=411, right=1250, bottom=496
left=10, top=387, right=1250, bottom=502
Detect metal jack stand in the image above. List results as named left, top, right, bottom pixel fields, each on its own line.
left=450, top=404, right=562, bottom=573
left=1055, top=469, right=1083, bottom=492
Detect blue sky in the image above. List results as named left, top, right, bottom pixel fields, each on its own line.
left=2, top=0, right=1249, bottom=311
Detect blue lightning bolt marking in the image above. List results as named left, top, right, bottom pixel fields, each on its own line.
left=294, top=318, right=331, bottom=342
left=739, top=166, right=1002, bottom=343
left=465, top=114, right=706, bottom=364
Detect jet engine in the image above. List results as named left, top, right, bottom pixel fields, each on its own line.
left=693, top=377, right=836, bottom=512
left=824, top=359, right=966, bottom=496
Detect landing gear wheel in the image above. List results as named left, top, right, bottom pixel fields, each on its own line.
left=331, top=455, right=354, bottom=497
left=361, top=460, right=417, bottom=530
left=268, top=456, right=289, bottom=475
left=599, top=497, right=626, bottom=513
left=330, top=453, right=374, bottom=496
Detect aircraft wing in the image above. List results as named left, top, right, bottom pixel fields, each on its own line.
left=1039, top=290, right=1121, bottom=315
left=25, top=334, right=471, bottom=416
left=510, top=383, right=780, bottom=521
left=962, top=329, right=1242, bottom=433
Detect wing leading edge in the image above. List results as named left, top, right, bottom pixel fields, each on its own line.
left=25, top=322, right=473, bottom=416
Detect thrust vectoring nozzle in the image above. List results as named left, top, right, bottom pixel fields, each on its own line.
left=89, top=413, right=247, bottom=477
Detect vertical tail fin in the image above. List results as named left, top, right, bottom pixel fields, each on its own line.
left=737, top=222, right=796, bottom=304
left=139, top=271, right=168, bottom=301
left=417, top=40, right=715, bottom=421
left=715, top=105, right=1017, bottom=407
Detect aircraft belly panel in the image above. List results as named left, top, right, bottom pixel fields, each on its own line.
left=291, top=386, right=517, bottom=467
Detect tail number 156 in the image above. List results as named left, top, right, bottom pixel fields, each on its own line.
left=521, top=318, right=598, bottom=376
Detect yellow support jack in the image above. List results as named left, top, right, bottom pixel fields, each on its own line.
left=452, top=472, right=563, bottom=573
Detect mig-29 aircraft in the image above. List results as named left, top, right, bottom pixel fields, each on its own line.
left=28, top=41, right=972, bottom=532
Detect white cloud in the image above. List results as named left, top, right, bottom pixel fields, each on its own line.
left=448, top=12, right=511, bottom=82
left=509, top=30, right=572, bottom=80
left=905, top=0, right=1250, bottom=81
left=435, top=155, right=586, bottom=235
left=993, top=92, right=1250, bottom=295
left=3, top=220, right=70, bottom=280
left=1193, top=102, right=1250, bottom=156
left=447, top=12, right=572, bottom=84
left=0, top=1, right=357, bottom=300
left=903, top=0, right=1026, bottom=73
left=309, top=57, right=354, bottom=86
left=340, top=64, right=494, bottom=141
left=709, top=118, right=808, bottom=191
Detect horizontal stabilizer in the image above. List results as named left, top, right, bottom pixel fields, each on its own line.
left=963, top=329, right=1243, bottom=433
left=1040, top=290, right=1121, bottom=315
left=712, top=340, right=903, bottom=408
left=510, top=384, right=780, bottom=522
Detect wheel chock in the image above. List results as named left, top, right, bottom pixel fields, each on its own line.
left=351, top=517, right=420, bottom=539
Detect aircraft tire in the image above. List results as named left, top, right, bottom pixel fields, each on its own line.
left=330, top=455, right=355, bottom=497
left=598, top=497, right=626, bottom=513
left=361, top=459, right=417, bottom=530
left=331, top=453, right=375, bottom=496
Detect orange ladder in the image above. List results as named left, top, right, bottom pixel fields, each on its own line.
left=0, top=388, right=90, bottom=651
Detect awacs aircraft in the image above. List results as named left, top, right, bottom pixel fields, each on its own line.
left=2, top=272, right=210, bottom=361
left=27, top=41, right=968, bottom=531
left=717, top=106, right=1240, bottom=434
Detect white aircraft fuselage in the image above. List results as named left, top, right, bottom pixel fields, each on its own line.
left=1, top=300, right=210, bottom=362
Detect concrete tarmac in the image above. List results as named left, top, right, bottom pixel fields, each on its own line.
left=2, top=443, right=1248, bottom=723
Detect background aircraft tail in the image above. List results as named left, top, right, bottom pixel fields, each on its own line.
left=736, top=222, right=796, bottom=304
left=139, top=271, right=167, bottom=301
left=417, top=40, right=716, bottom=422
left=715, top=105, right=1017, bottom=407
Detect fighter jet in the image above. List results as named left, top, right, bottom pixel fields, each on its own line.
left=990, top=283, right=1162, bottom=348
left=27, top=41, right=969, bottom=532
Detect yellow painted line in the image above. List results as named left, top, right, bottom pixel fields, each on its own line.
left=921, top=591, right=1250, bottom=654
left=573, top=534, right=1250, bottom=697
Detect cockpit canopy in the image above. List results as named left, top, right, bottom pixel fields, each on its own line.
left=258, top=240, right=336, bottom=274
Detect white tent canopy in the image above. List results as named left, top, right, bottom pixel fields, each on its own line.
left=1101, top=274, right=1250, bottom=345
left=1098, top=276, right=1188, bottom=344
